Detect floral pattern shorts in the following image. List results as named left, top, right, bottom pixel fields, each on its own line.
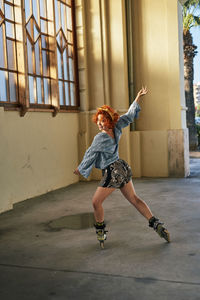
left=99, top=159, right=133, bottom=188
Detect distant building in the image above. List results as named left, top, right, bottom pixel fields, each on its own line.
left=194, top=83, right=200, bottom=106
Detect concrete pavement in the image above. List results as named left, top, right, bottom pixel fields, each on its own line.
left=0, top=157, right=200, bottom=300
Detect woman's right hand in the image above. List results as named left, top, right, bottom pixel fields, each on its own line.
left=73, top=168, right=81, bottom=175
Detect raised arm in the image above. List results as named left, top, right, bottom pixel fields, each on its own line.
left=135, top=86, right=148, bottom=103
left=116, top=86, right=148, bottom=130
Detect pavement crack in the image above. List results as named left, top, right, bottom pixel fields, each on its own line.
left=0, top=263, right=200, bottom=287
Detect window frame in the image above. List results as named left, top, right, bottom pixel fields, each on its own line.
left=0, top=0, right=80, bottom=117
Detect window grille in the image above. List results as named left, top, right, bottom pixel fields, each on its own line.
left=0, top=0, right=79, bottom=116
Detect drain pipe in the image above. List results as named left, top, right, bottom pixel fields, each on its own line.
left=125, top=0, right=135, bottom=131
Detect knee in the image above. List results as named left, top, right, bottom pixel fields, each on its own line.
left=92, top=197, right=102, bottom=210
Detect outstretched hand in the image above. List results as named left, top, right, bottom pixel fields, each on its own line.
left=73, top=168, right=80, bottom=175
left=135, top=86, right=148, bottom=102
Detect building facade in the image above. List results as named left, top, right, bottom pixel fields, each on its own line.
left=0, top=0, right=189, bottom=213
left=194, top=83, right=200, bottom=106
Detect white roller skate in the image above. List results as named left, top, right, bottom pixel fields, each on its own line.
left=94, top=221, right=108, bottom=249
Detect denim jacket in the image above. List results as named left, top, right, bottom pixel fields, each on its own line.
left=78, top=100, right=141, bottom=178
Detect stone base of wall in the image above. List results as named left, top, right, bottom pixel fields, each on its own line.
left=130, top=129, right=190, bottom=178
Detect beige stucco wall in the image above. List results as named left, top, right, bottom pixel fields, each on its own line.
left=76, top=0, right=189, bottom=180
left=132, top=0, right=184, bottom=131
left=130, top=0, right=189, bottom=177
left=0, top=108, right=79, bottom=213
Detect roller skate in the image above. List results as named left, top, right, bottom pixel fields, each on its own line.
left=94, top=221, right=108, bottom=249
left=149, top=216, right=170, bottom=243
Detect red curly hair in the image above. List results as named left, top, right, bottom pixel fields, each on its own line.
left=92, top=105, right=119, bottom=129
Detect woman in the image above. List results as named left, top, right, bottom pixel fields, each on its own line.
left=74, top=87, right=170, bottom=244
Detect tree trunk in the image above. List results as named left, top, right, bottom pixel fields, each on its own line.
left=183, top=30, right=198, bottom=150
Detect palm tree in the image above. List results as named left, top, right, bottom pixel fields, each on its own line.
left=183, top=0, right=200, bottom=150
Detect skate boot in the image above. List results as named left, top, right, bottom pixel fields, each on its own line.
left=94, top=221, right=108, bottom=249
left=149, top=216, right=170, bottom=243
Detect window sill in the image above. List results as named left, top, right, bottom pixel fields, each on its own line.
left=2, top=104, right=80, bottom=116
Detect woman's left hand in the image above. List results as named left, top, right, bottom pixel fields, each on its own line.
left=135, top=86, right=148, bottom=102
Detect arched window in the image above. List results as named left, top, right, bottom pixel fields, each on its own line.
left=0, top=0, right=79, bottom=116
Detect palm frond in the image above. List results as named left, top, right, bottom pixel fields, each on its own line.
left=184, top=0, right=200, bottom=9
left=184, top=0, right=193, bottom=9
left=194, top=15, right=200, bottom=25
left=183, top=0, right=200, bottom=30
left=183, top=14, right=195, bottom=30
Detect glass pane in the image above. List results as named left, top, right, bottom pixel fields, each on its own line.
left=33, top=22, right=40, bottom=42
left=42, top=50, right=49, bottom=76
left=48, top=36, right=54, bottom=51
left=36, top=77, right=42, bottom=103
left=14, top=0, right=21, bottom=5
left=6, top=21, right=15, bottom=38
left=5, top=3, right=14, bottom=21
left=25, top=0, right=31, bottom=21
left=32, top=0, right=39, bottom=24
left=47, top=0, right=53, bottom=21
left=67, top=6, right=72, bottom=30
left=35, top=41, right=40, bottom=75
left=56, top=32, right=60, bottom=49
left=41, top=19, right=47, bottom=34
left=69, top=58, right=74, bottom=81
left=7, top=39, right=16, bottom=70
left=26, top=18, right=32, bottom=39
left=61, top=3, right=67, bottom=36
left=14, top=6, right=22, bottom=23
left=0, top=26, right=6, bottom=68
left=0, top=70, right=7, bottom=101
left=9, top=72, right=17, bottom=102
left=43, top=78, right=50, bottom=104
left=70, top=83, right=75, bottom=105
left=29, top=75, right=35, bottom=103
left=15, top=24, right=23, bottom=41
left=59, top=80, right=63, bottom=105
left=54, top=0, right=59, bottom=33
left=68, top=45, right=73, bottom=57
left=14, top=6, right=22, bottom=24
left=27, top=38, right=33, bottom=73
left=61, top=33, right=67, bottom=52
left=40, top=0, right=47, bottom=18
left=41, top=35, right=48, bottom=49
left=67, top=31, right=73, bottom=44
left=64, top=82, right=69, bottom=105
left=63, top=49, right=68, bottom=80
left=57, top=48, right=62, bottom=79
left=0, top=0, right=3, bottom=11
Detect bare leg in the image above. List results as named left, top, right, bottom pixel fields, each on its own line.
left=92, top=187, right=115, bottom=222
left=120, top=180, right=153, bottom=220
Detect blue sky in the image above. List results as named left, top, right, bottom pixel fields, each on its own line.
left=191, top=25, right=200, bottom=84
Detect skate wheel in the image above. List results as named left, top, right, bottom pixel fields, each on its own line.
left=163, top=229, right=170, bottom=243
left=100, top=241, right=104, bottom=249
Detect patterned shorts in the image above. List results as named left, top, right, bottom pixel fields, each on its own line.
left=99, top=159, right=133, bottom=189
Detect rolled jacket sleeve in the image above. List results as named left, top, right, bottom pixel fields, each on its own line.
left=78, top=146, right=98, bottom=178
left=77, top=135, right=101, bottom=178
left=116, top=100, right=141, bottom=130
